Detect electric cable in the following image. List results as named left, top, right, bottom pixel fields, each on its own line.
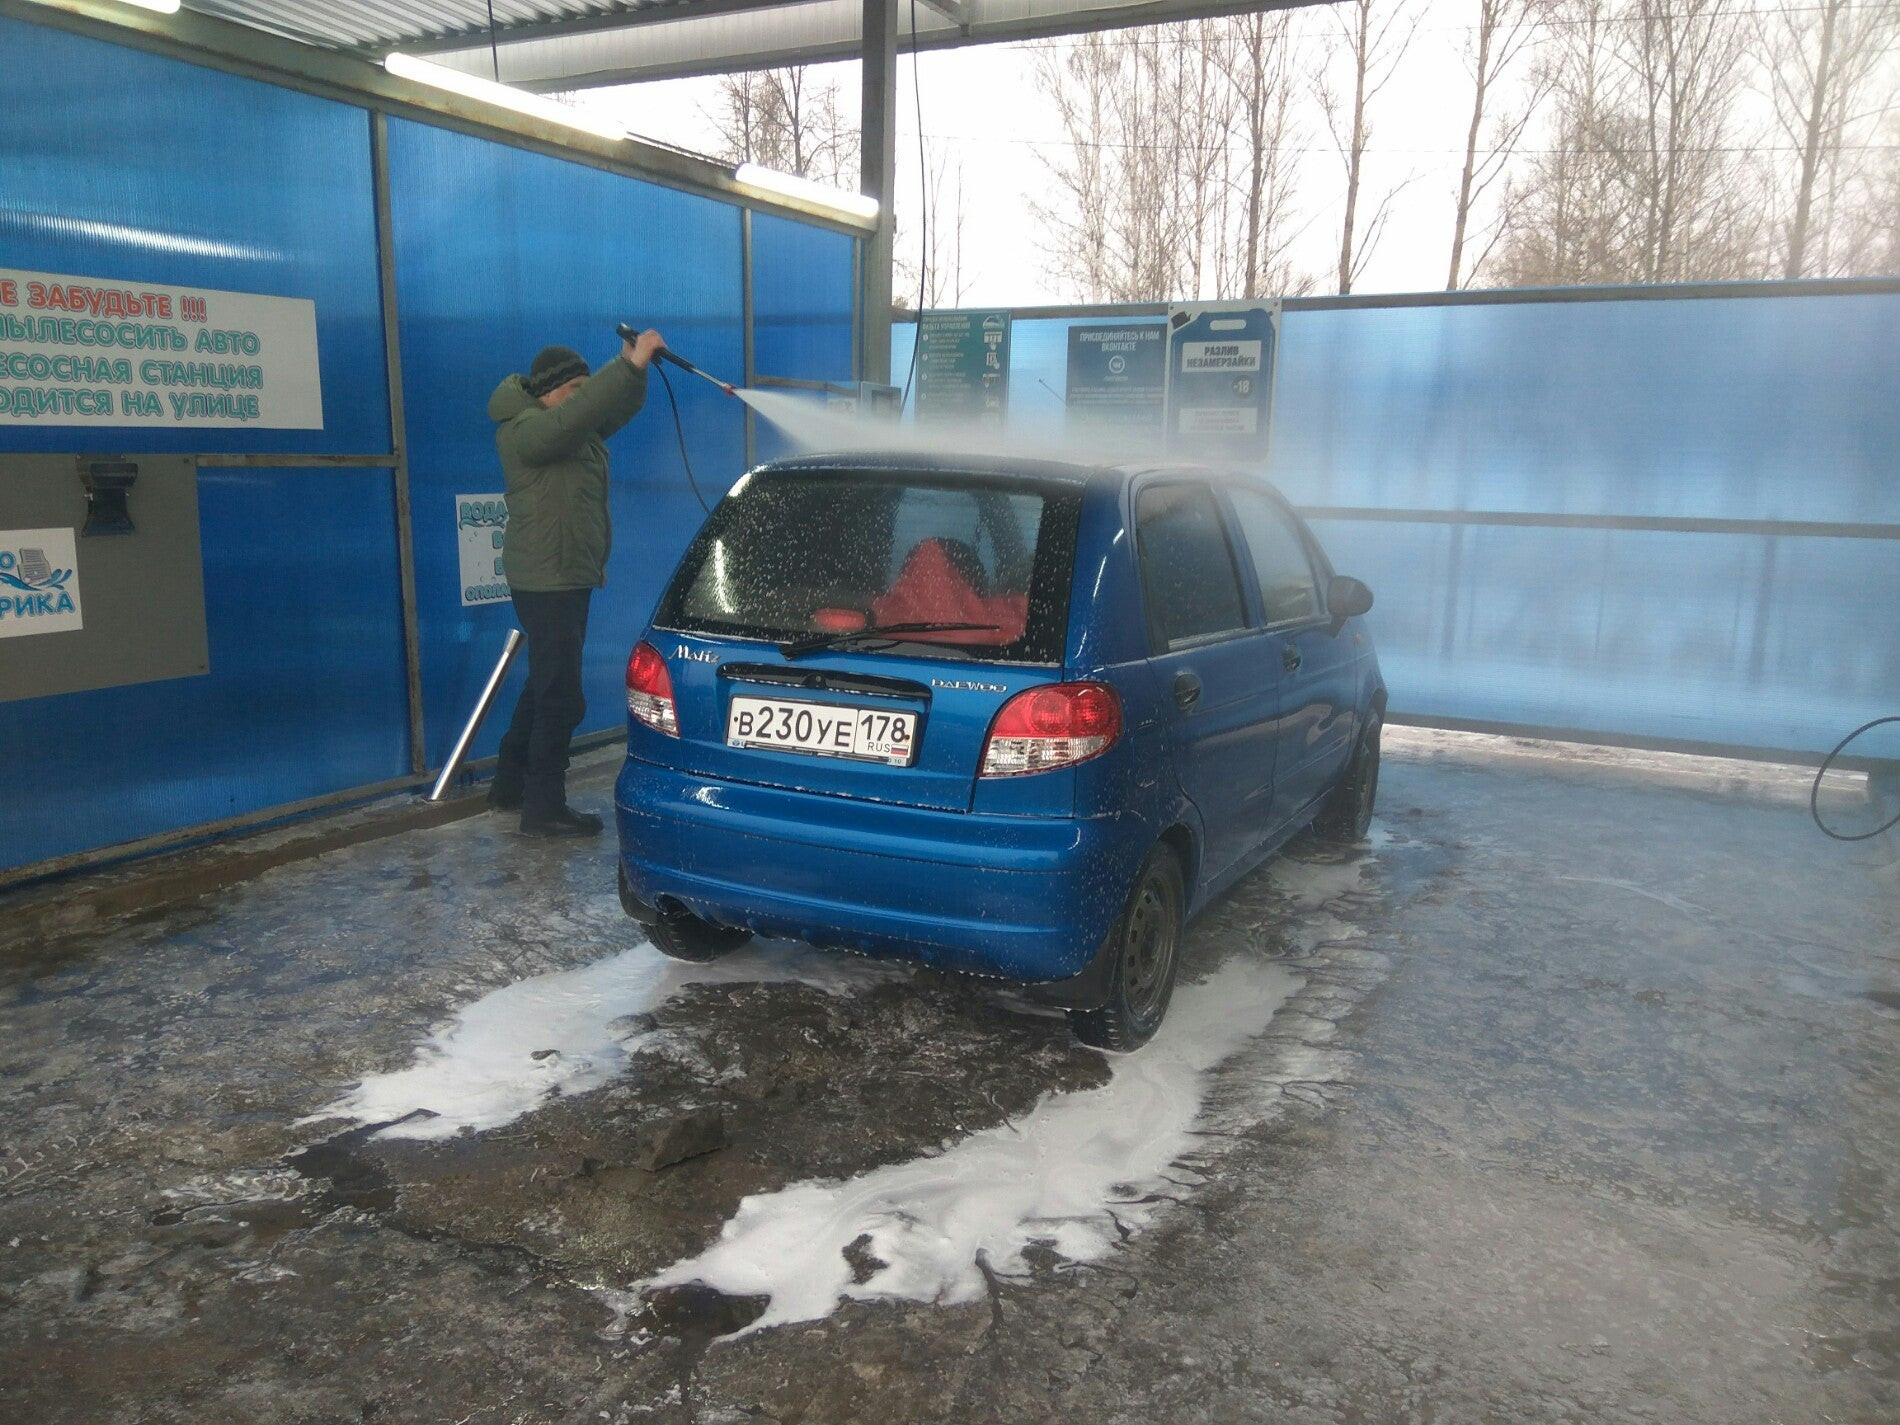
left=1810, top=715, right=1900, bottom=841
left=654, top=362, right=712, bottom=514
left=900, top=0, right=929, bottom=412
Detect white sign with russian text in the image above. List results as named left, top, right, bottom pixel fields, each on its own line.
left=456, top=494, right=510, bottom=607
left=0, top=527, right=83, bottom=639
left=0, top=267, right=322, bottom=429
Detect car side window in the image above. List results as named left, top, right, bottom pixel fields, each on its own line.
left=1135, top=483, right=1249, bottom=651
left=1227, top=488, right=1323, bottom=627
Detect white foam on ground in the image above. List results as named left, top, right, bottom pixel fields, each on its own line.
left=303, top=942, right=905, bottom=1141
left=633, top=954, right=1299, bottom=1335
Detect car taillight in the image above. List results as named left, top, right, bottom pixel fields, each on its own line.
left=980, top=682, right=1122, bottom=777
left=625, top=641, right=678, bottom=737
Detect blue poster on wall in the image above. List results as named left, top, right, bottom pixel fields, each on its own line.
left=1065, top=322, right=1166, bottom=434
left=1165, top=302, right=1280, bottom=461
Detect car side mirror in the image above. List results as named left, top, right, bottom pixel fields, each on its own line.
left=1327, top=575, right=1373, bottom=629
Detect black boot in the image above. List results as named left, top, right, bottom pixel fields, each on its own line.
left=519, top=806, right=604, bottom=838
left=486, top=783, right=523, bottom=812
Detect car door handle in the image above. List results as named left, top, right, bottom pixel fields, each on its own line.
left=1282, top=643, right=1303, bottom=673
left=1173, top=672, right=1202, bottom=710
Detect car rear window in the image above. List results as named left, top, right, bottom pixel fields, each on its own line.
left=655, top=469, right=1083, bottom=664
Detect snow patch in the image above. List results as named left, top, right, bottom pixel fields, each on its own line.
left=303, top=942, right=906, bottom=1141
left=632, top=954, right=1300, bottom=1335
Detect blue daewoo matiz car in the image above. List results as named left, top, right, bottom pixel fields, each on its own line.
left=615, top=452, right=1384, bottom=1049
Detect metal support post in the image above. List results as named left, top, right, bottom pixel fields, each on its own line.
left=371, top=111, right=429, bottom=776
left=860, top=0, right=898, bottom=385
left=741, top=207, right=757, bottom=468
left=427, top=629, right=523, bottom=802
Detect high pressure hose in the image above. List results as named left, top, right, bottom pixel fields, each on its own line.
left=1810, top=715, right=1900, bottom=841
left=614, top=323, right=738, bottom=515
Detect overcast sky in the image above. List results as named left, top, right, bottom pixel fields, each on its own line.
left=564, top=6, right=1493, bottom=305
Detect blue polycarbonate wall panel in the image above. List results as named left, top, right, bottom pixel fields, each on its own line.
left=751, top=214, right=855, bottom=382
left=0, top=469, right=410, bottom=872
left=896, top=293, right=1899, bottom=757
left=749, top=214, right=855, bottom=465
left=0, top=17, right=390, bottom=456
left=385, top=119, right=747, bottom=767
left=1271, top=295, right=1900, bottom=523
left=1307, top=519, right=1900, bottom=755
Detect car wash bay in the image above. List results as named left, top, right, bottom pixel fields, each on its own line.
left=4, top=6, right=1900, bottom=1424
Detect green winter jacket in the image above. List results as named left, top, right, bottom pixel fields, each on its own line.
left=488, top=356, right=648, bottom=592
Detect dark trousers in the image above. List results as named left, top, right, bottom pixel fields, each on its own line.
left=494, top=588, right=592, bottom=819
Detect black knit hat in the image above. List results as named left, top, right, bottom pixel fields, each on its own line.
left=526, top=345, right=590, bottom=397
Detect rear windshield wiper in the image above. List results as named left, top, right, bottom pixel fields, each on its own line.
left=779, top=621, right=1002, bottom=659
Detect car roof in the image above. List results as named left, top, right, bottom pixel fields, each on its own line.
left=751, top=449, right=1274, bottom=491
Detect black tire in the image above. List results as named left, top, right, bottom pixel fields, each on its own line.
left=1315, top=710, right=1381, bottom=843
left=1067, top=844, right=1186, bottom=1053
left=647, top=907, right=752, bottom=962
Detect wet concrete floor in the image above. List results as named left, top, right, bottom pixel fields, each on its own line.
left=1, top=731, right=1895, bottom=1423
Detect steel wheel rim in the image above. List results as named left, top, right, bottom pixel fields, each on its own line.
left=1122, top=872, right=1178, bottom=1018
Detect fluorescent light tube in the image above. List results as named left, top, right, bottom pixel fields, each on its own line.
left=734, top=163, right=880, bottom=222
left=383, top=52, right=628, bottom=143
left=28, top=0, right=182, bottom=10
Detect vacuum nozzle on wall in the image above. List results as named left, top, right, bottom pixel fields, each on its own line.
left=614, top=323, right=737, bottom=396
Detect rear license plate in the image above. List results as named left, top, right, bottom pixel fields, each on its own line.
left=726, top=696, right=918, bottom=766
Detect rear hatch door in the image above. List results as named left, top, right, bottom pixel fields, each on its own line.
left=647, top=464, right=1084, bottom=813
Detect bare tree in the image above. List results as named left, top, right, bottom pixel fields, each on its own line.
left=1755, top=0, right=1900, bottom=278
left=1030, top=27, right=1230, bottom=303
left=710, top=66, right=858, bottom=187
left=1448, top=0, right=1556, bottom=288
left=1618, top=0, right=1765, bottom=283
left=1498, top=0, right=1771, bottom=286
left=1033, top=21, right=1315, bottom=303
left=895, top=148, right=971, bottom=309
left=1497, top=0, right=1629, bottom=285
left=1226, top=9, right=1312, bottom=297
left=1317, top=0, right=1418, bottom=294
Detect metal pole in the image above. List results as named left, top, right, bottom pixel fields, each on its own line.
left=371, top=111, right=429, bottom=776
left=860, top=0, right=897, bottom=385
left=427, top=628, right=523, bottom=802
left=741, top=206, right=756, bottom=469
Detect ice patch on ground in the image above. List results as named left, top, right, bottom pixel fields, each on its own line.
left=303, top=942, right=906, bottom=1141
left=1267, top=855, right=1368, bottom=911
left=631, top=954, right=1299, bottom=1335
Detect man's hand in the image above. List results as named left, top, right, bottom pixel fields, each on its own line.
left=623, top=328, right=666, bottom=370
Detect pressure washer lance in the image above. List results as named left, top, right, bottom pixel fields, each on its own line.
left=615, top=323, right=737, bottom=396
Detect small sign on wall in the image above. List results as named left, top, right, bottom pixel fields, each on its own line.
left=0, top=527, right=83, bottom=639
left=915, top=310, right=1011, bottom=429
left=0, top=267, right=322, bottom=429
left=1166, top=302, right=1281, bottom=459
left=457, top=494, right=509, bottom=606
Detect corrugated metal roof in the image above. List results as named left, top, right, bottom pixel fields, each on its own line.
left=180, top=1, right=714, bottom=54
left=178, top=1, right=1322, bottom=84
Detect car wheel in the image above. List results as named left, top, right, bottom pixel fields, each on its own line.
left=1315, top=710, right=1381, bottom=843
left=1068, top=844, right=1186, bottom=1053
left=647, top=907, right=752, bottom=962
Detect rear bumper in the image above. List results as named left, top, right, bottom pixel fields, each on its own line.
left=613, top=754, right=1146, bottom=989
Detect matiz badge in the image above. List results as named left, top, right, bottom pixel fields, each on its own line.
left=675, top=645, right=719, bottom=663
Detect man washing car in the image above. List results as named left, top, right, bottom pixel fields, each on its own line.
left=487, top=326, right=666, bottom=837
